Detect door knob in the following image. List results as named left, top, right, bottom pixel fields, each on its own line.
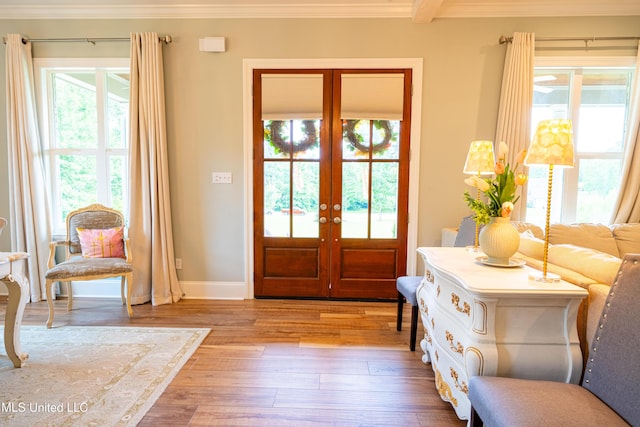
left=320, top=204, right=327, bottom=211
left=333, top=204, right=341, bottom=211
left=319, top=217, right=327, bottom=224
left=333, top=217, right=342, bottom=224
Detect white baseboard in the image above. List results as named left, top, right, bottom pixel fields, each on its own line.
left=0, top=280, right=248, bottom=300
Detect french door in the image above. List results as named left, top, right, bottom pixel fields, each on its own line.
left=253, top=68, right=412, bottom=299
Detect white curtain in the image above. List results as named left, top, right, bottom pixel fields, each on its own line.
left=611, top=42, right=640, bottom=224
left=495, top=32, right=535, bottom=221
left=4, top=34, right=52, bottom=302
left=128, top=32, right=183, bottom=305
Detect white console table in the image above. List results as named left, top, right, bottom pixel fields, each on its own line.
left=1, top=252, right=30, bottom=368
left=416, top=247, right=587, bottom=420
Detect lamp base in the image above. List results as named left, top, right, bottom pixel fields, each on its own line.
left=528, top=271, right=561, bottom=283
left=465, top=245, right=481, bottom=253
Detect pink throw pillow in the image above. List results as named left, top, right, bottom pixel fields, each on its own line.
left=77, top=227, right=125, bottom=258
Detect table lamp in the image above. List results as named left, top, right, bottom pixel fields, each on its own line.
left=463, top=140, right=496, bottom=250
left=525, top=119, right=575, bottom=282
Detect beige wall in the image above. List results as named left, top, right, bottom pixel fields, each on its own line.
left=1, top=16, right=639, bottom=285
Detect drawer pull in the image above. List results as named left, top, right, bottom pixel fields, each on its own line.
left=425, top=268, right=435, bottom=283
left=451, top=293, right=471, bottom=316
left=450, top=367, right=469, bottom=395
left=445, top=330, right=464, bottom=354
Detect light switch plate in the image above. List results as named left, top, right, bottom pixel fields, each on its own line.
left=212, top=172, right=232, bottom=184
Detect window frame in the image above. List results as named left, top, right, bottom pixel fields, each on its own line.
left=34, top=58, right=130, bottom=235
left=530, top=55, right=636, bottom=224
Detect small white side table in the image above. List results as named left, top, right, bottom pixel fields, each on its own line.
left=1, top=252, right=30, bottom=368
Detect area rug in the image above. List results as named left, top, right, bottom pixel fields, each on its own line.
left=0, top=326, right=210, bottom=426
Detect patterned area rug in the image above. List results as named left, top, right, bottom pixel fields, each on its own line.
left=0, top=326, right=209, bottom=426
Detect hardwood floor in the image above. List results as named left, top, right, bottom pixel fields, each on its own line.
left=4, top=297, right=466, bottom=427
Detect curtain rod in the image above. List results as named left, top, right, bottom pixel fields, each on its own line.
left=3, top=35, right=172, bottom=45
left=499, top=35, right=640, bottom=45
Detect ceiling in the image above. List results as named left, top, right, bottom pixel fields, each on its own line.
left=1, top=0, right=639, bottom=22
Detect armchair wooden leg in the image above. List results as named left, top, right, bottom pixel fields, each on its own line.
left=120, top=276, right=126, bottom=305
left=45, top=279, right=55, bottom=329
left=125, top=273, right=133, bottom=318
left=67, top=281, right=73, bottom=311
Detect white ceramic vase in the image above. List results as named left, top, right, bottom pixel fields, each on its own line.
left=478, top=216, right=520, bottom=265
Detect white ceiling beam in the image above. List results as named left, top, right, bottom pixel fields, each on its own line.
left=412, top=0, right=445, bottom=23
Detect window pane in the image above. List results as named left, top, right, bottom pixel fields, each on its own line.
left=58, top=155, right=97, bottom=223
left=371, top=163, right=398, bottom=238
left=52, top=72, right=97, bottom=149
left=576, top=159, right=622, bottom=224
left=292, top=162, right=319, bottom=238
left=110, top=155, right=126, bottom=216
left=577, top=71, right=631, bottom=153
left=342, top=162, right=369, bottom=238
left=264, top=162, right=290, bottom=237
left=107, top=72, right=130, bottom=149
left=525, top=165, right=564, bottom=225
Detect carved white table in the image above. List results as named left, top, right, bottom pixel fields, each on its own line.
left=1, top=252, right=30, bottom=368
left=416, top=247, right=588, bottom=420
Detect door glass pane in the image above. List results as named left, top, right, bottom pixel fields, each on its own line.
left=264, top=120, right=320, bottom=159
left=52, top=72, right=97, bottom=149
left=106, top=72, right=129, bottom=149
left=58, top=155, right=97, bottom=223
left=343, top=120, right=370, bottom=160
left=264, top=120, right=291, bottom=159
left=371, top=163, right=398, bottom=238
left=372, top=120, right=400, bottom=160
left=264, top=162, right=290, bottom=237
left=576, top=158, right=622, bottom=224
left=342, top=162, right=369, bottom=238
left=292, top=162, right=319, bottom=238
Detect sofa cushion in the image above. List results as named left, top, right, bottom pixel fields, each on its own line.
left=517, top=229, right=545, bottom=259
left=548, top=223, right=619, bottom=257
left=548, top=244, right=621, bottom=286
left=517, top=254, right=597, bottom=289
left=610, top=222, right=640, bottom=257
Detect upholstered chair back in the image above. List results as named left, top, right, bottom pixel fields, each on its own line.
left=0, top=217, right=6, bottom=237
left=66, top=205, right=125, bottom=256
left=582, top=253, right=640, bottom=425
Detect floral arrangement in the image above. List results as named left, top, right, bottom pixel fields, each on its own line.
left=464, top=141, right=528, bottom=224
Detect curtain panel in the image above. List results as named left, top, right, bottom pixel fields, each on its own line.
left=4, top=34, right=52, bottom=301
left=611, top=42, right=640, bottom=224
left=495, top=32, right=535, bottom=221
left=128, top=32, right=183, bottom=305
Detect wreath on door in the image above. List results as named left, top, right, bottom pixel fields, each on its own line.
left=267, top=120, right=319, bottom=154
left=343, top=120, right=394, bottom=155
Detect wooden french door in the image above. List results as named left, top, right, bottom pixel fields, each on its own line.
left=253, top=68, right=412, bottom=299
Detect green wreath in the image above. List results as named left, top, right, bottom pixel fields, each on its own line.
left=267, top=120, right=319, bottom=154
left=343, top=120, right=393, bottom=154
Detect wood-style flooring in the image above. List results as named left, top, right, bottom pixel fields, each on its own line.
left=3, top=297, right=466, bottom=427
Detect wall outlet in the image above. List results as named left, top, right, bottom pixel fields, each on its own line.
left=175, top=258, right=183, bottom=269
left=212, top=172, right=232, bottom=184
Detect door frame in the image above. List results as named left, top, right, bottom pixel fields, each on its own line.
left=242, top=58, right=423, bottom=299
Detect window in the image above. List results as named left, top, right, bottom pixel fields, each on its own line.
left=527, top=57, right=635, bottom=225
left=36, top=59, right=130, bottom=234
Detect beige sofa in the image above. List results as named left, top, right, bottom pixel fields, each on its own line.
left=515, top=222, right=640, bottom=362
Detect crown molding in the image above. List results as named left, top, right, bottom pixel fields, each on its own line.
left=0, top=1, right=638, bottom=21
left=435, top=1, right=640, bottom=19
left=0, top=3, right=413, bottom=20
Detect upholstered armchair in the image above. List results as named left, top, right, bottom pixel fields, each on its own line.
left=0, top=217, right=6, bottom=236
left=45, top=204, right=133, bottom=328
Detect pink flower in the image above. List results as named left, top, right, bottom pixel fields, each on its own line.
left=494, top=161, right=505, bottom=175
left=501, top=202, right=514, bottom=217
